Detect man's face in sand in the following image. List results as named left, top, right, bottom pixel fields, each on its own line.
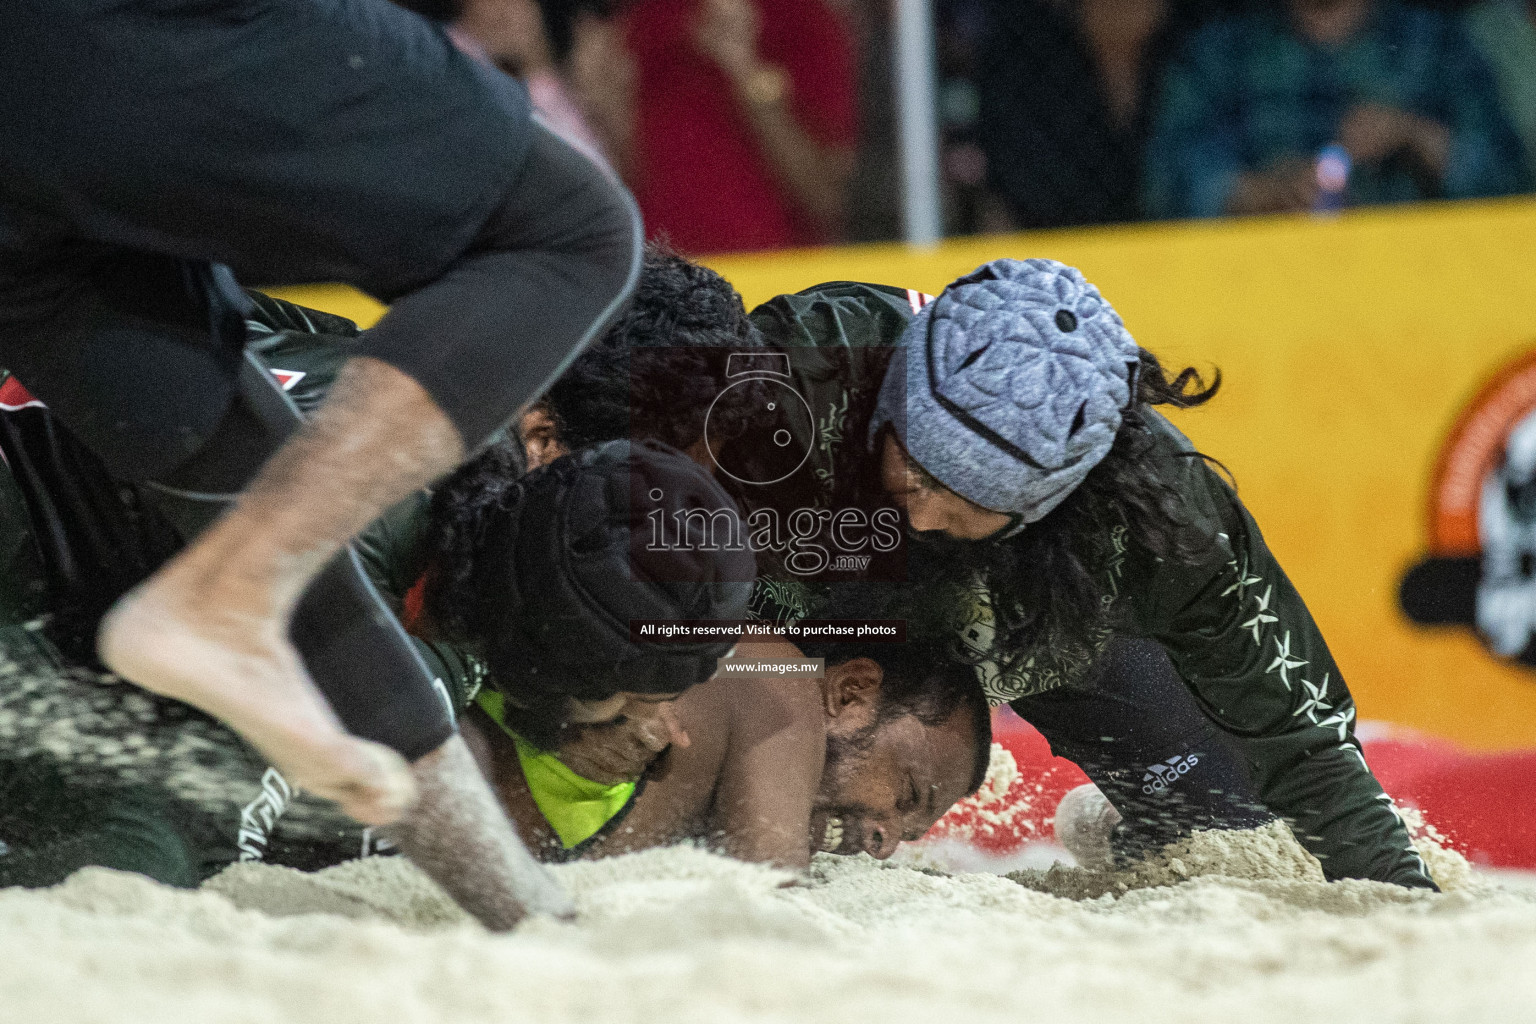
left=880, top=434, right=1013, bottom=541
left=808, top=657, right=979, bottom=860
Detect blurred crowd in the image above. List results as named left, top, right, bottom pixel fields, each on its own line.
left=404, top=0, right=1536, bottom=251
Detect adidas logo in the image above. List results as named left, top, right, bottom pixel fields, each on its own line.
left=1141, top=753, right=1200, bottom=795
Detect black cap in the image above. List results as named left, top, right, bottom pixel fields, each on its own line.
left=480, top=439, right=755, bottom=705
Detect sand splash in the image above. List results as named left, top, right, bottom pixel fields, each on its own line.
left=0, top=622, right=262, bottom=807
left=2, top=820, right=1532, bottom=1024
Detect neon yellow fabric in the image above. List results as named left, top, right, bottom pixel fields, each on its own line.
left=475, top=690, right=636, bottom=850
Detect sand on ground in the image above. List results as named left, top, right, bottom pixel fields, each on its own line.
left=2, top=815, right=1534, bottom=1024
left=2, top=647, right=1530, bottom=1024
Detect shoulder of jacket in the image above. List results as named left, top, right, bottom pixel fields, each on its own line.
left=749, top=282, right=928, bottom=348
left=244, top=292, right=362, bottom=340
left=1128, top=412, right=1247, bottom=565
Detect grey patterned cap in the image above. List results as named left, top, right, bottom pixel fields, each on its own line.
left=871, top=258, right=1140, bottom=522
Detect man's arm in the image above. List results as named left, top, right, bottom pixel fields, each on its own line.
left=1335, top=17, right=1528, bottom=200
left=1430, top=19, right=1531, bottom=200
left=1141, top=448, right=1435, bottom=888
left=694, top=0, right=855, bottom=237
left=577, top=642, right=825, bottom=867
left=573, top=679, right=736, bottom=856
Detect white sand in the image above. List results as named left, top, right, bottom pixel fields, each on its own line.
left=3, top=821, right=1533, bottom=1024
left=6, top=631, right=1528, bottom=1020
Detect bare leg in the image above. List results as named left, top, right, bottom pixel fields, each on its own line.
left=98, top=356, right=464, bottom=825
left=386, top=734, right=575, bottom=930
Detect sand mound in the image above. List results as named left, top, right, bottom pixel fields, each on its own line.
left=3, top=823, right=1534, bottom=1024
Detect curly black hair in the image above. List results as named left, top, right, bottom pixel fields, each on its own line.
left=537, top=241, right=766, bottom=455
left=884, top=348, right=1223, bottom=693
left=420, top=441, right=524, bottom=645
left=421, top=443, right=570, bottom=744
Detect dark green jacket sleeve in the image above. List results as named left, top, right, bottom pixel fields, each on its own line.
left=341, top=458, right=491, bottom=718
left=750, top=280, right=918, bottom=356
left=1131, top=414, right=1434, bottom=888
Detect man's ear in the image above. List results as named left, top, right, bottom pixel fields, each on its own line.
left=824, top=657, right=883, bottom=717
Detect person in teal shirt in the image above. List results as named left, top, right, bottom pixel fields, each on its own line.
left=1144, top=0, right=1529, bottom=218
left=1465, top=0, right=1536, bottom=182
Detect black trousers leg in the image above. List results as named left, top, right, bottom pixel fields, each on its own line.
left=0, top=0, right=640, bottom=758
left=1011, top=636, right=1273, bottom=864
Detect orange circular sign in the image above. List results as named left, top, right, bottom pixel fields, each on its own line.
left=1428, top=347, right=1536, bottom=555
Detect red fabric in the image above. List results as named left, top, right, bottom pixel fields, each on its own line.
left=0, top=377, right=41, bottom=409
left=401, top=573, right=429, bottom=634
left=1362, top=728, right=1536, bottom=869
left=928, top=710, right=1536, bottom=870
left=925, top=708, right=1090, bottom=855
left=624, top=0, right=858, bottom=254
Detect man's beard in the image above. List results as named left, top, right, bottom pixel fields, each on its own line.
left=816, top=719, right=879, bottom=811
left=824, top=718, right=879, bottom=771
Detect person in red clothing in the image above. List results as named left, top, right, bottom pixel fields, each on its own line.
left=621, top=0, right=859, bottom=253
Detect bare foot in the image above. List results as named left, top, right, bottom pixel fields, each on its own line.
left=98, top=584, right=417, bottom=826
left=93, top=356, right=461, bottom=826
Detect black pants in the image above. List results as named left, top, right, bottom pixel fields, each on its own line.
left=0, top=0, right=640, bottom=478
left=0, top=0, right=640, bottom=759
left=1011, top=637, right=1273, bottom=864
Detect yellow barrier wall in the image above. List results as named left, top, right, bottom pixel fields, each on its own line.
left=273, top=197, right=1536, bottom=749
